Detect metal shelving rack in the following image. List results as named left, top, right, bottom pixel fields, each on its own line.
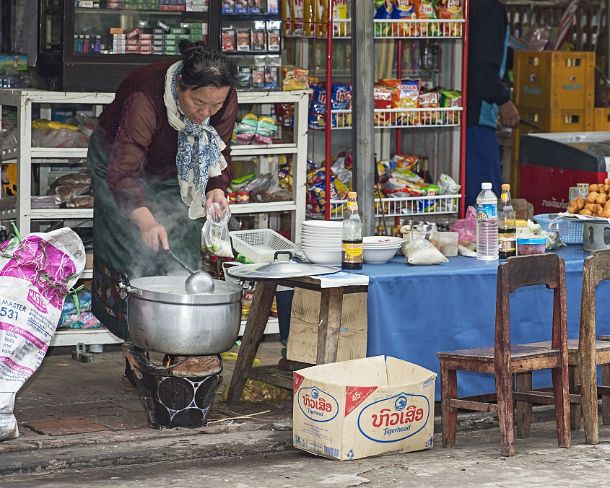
left=286, top=5, right=469, bottom=221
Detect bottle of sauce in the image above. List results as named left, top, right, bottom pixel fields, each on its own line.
left=342, top=191, right=363, bottom=270
left=498, top=183, right=517, bottom=259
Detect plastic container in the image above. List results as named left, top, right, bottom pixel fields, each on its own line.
left=476, top=182, right=499, bottom=260
left=517, top=236, right=547, bottom=255
left=533, top=213, right=584, bottom=245
left=229, top=229, right=296, bottom=263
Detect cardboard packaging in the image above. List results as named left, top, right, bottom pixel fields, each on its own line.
left=293, top=356, right=436, bottom=460
left=287, top=288, right=367, bottom=365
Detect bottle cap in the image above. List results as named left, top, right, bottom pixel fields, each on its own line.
left=501, top=183, right=510, bottom=190
left=481, top=182, right=492, bottom=190
left=348, top=191, right=357, bottom=199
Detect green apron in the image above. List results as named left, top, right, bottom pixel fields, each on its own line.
left=88, top=130, right=202, bottom=341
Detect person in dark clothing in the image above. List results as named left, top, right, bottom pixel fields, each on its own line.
left=466, top=0, right=519, bottom=206
left=88, top=41, right=238, bottom=342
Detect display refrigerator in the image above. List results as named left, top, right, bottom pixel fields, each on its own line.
left=519, top=131, right=610, bottom=214
left=37, top=0, right=212, bottom=91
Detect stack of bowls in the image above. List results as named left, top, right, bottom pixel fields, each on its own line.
left=301, top=221, right=343, bottom=265
left=363, top=236, right=404, bottom=264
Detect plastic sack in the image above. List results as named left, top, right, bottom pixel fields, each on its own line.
left=0, top=228, right=85, bottom=440
left=451, top=206, right=477, bottom=246
left=405, top=237, right=448, bottom=265
left=202, top=203, right=233, bottom=258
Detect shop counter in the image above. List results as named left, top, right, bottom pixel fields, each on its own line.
left=353, top=246, right=610, bottom=398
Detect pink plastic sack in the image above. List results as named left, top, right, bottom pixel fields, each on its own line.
left=450, top=206, right=477, bottom=246
left=0, top=228, right=85, bottom=440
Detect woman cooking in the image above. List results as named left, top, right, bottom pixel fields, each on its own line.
left=88, top=41, right=238, bottom=348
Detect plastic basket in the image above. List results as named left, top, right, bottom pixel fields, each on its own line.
left=229, top=229, right=296, bottom=263
left=533, top=213, right=583, bottom=245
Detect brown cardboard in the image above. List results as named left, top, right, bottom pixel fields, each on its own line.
left=287, top=289, right=367, bottom=364
left=293, top=356, right=436, bottom=460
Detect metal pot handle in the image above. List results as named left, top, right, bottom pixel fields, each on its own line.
left=117, top=274, right=140, bottom=299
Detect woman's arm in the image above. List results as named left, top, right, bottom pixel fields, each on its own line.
left=107, top=92, right=169, bottom=250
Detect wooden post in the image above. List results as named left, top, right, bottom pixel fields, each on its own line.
left=316, top=287, right=344, bottom=364
left=351, top=0, right=375, bottom=236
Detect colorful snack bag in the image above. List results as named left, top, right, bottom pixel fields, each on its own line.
left=292, top=0, right=305, bottom=36
left=418, top=88, right=441, bottom=125
left=331, top=83, right=352, bottom=110
left=316, top=0, right=329, bottom=37
left=393, top=0, right=417, bottom=35
left=221, top=29, right=236, bottom=52
left=416, top=0, right=439, bottom=36
left=333, top=0, right=349, bottom=37
left=374, top=84, right=393, bottom=126
left=437, top=0, right=463, bottom=19
left=304, top=0, right=315, bottom=36
left=375, top=0, right=395, bottom=19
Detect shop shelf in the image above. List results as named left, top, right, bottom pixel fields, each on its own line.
left=310, top=107, right=462, bottom=131
left=284, top=19, right=352, bottom=39
left=374, top=19, right=465, bottom=39
left=320, top=194, right=461, bottom=220
left=231, top=143, right=299, bottom=156
left=50, top=327, right=123, bottom=347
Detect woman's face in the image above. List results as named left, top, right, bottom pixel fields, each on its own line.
left=177, top=83, right=230, bottom=124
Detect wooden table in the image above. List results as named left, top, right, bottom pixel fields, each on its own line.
left=225, top=276, right=368, bottom=404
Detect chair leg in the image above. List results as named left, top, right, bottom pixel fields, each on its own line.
left=440, top=361, right=457, bottom=448
left=552, top=366, right=571, bottom=448
left=602, top=365, right=610, bottom=425
left=569, top=365, right=582, bottom=431
left=579, top=360, right=598, bottom=444
left=495, top=368, right=515, bottom=456
left=515, top=372, right=532, bottom=439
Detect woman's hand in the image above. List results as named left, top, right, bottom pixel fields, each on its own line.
left=129, top=207, right=169, bottom=251
left=205, top=188, right=229, bottom=218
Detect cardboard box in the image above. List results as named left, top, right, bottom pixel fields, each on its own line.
left=293, top=356, right=436, bottom=460
left=287, top=289, right=367, bottom=365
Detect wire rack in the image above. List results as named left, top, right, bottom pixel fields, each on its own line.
left=374, top=19, right=465, bottom=39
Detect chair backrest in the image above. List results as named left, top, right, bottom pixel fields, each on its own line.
left=580, top=249, right=610, bottom=341
left=495, top=254, right=567, bottom=357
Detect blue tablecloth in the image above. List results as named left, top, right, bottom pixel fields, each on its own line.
left=349, top=246, right=610, bottom=399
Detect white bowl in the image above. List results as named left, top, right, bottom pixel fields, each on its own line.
left=363, top=236, right=404, bottom=246
left=363, top=246, right=400, bottom=264
left=302, top=238, right=342, bottom=245
left=303, top=248, right=342, bottom=265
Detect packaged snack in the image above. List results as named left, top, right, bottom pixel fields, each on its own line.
left=316, top=0, right=329, bottom=37
left=238, top=66, right=252, bottom=89
left=333, top=0, right=348, bottom=36
left=304, top=0, right=315, bottom=36
left=249, top=0, right=262, bottom=13
left=374, top=84, right=394, bottom=126
left=440, top=88, right=462, bottom=107
left=236, top=29, right=251, bottom=51
left=235, top=0, right=248, bottom=13
left=276, top=103, right=295, bottom=126
left=309, top=83, right=327, bottom=128
left=252, top=29, right=266, bottom=50
left=437, top=0, right=462, bottom=19
left=385, top=78, right=420, bottom=109
left=252, top=66, right=265, bottom=89
left=265, top=66, right=280, bottom=90
left=331, top=83, right=352, bottom=110
left=268, top=29, right=281, bottom=51
left=221, top=29, right=236, bottom=52
left=416, top=0, right=439, bottom=36
left=419, top=88, right=440, bottom=124
left=222, top=0, right=235, bottom=13
left=267, top=0, right=279, bottom=13
left=374, top=0, right=395, bottom=19
left=282, top=66, right=309, bottom=91
left=393, top=0, right=416, bottom=19
left=394, top=154, right=419, bottom=170
left=292, top=0, right=305, bottom=36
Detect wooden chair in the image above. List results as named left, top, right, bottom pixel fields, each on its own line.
left=515, top=249, right=610, bottom=445
left=438, top=254, right=570, bottom=457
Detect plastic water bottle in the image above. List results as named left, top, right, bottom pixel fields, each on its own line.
left=476, top=182, right=499, bottom=261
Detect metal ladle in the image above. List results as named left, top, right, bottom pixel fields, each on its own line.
left=166, top=249, right=215, bottom=294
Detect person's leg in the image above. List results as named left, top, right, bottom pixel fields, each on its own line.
left=466, top=126, right=502, bottom=207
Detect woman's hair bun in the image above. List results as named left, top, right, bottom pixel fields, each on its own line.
left=179, top=39, right=208, bottom=57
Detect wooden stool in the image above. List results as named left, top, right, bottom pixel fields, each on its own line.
left=438, top=254, right=570, bottom=456
left=225, top=277, right=367, bottom=404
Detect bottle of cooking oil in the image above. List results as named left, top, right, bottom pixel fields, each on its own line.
left=498, top=183, right=516, bottom=259
left=342, top=191, right=363, bottom=270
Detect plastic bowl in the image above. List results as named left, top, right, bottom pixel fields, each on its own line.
left=363, top=246, right=400, bottom=264
left=516, top=237, right=546, bottom=256
left=303, top=248, right=342, bottom=265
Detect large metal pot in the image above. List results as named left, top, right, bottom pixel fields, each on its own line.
left=120, top=275, right=242, bottom=355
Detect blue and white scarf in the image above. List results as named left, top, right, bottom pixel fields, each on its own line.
left=164, top=61, right=227, bottom=219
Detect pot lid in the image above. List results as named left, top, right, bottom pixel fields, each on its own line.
left=128, top=275, right=242, bottom=305
left=227, top=251, right=340, bottom=280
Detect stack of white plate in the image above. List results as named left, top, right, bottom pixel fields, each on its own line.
left=363, top=236, right=404, bottom=264
left=301, top=221, right=343, bottom=265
